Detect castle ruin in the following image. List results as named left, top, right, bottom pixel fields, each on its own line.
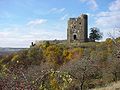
left=67, top=14, right=88, bottom=43
left=33, top=14, right=88, bottom=47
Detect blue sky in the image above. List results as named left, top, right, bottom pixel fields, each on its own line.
left=0, top=0, right=120, bottom=48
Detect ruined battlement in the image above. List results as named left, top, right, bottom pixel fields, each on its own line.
left=67, top=14, right=88, bottom=43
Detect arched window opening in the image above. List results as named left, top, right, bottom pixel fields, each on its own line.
left=73, top=34, right=77, bottom=40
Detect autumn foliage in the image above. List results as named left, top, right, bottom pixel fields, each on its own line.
left=0, top=37, right=120, bottom=89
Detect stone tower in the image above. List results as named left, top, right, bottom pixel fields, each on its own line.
left=67, top=14, right=88, bottom=43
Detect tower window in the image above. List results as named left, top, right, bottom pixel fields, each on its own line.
left=74, top=26, right=76, bottom=28
left=73, top=35, right=77, bottom=40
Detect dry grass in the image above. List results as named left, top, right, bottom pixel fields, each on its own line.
left=91, top=81, right=120, bottom=90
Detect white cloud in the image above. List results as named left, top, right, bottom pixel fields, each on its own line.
left=29, top=30, right=66, bottom=40
left=94, top=0, right=120, bottom=39
left=80, top=0, right=98, bottom=10
left=96, top=11, right=120, bottom=28
left=109, top=0, right=120, bottom=11
left=27, top=19, right=47, bottom=26
left=95, top=0, right=120, bottom=28
left=0, top=29, right=28, bottom=48
left=0, top=24, right=66, bottom=48
left=49, top=8, right=65, bottom=13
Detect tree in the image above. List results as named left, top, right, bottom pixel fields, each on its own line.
left=89, top=27, right=103, bottom=42
left=44, top=45, right=64, bottom=66
left=60, top=56, right=98, bottom=90
left=27, top=47, right=43, bottom=65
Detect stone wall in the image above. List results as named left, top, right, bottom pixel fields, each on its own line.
left=67, top=14, right=88, bottom=43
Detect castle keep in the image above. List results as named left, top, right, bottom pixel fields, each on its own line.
left=67, top=14, right=88, bottom=43
left=33, top=14, right=88, bottom=47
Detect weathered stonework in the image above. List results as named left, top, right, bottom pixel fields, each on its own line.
left=34, top=14, right=88, bottom=47
left=67, top=14, right=88, bottom=43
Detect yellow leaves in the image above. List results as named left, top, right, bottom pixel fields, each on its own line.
left=50, top=78, right=59, bottom=90
left=73, top=48, right=84, bottom=55
left=44, top=45, right=63, bottom=65
left=105, top=38, right=113, bottom=48
left=106, top=38, right=113, bottom=45
left=39, top=70, right=73, bottom=90
left=42, top=44, right=85, bottom=66
left=66, top=53, right=72, bottom=61
left=63, top=50, right=72, bottom=62
left=11, top=54, right=19, bottom=62
left=63, top=50, right=69, bottom=57
left=70, top=48, right=84, bottom=60
left=63, top=48, right=84, bottom=62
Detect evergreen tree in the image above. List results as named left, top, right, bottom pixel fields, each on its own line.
left=89, top=27, right=103, bottom=42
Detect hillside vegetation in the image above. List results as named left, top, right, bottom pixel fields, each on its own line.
left=0, top=38, right=120, bottom=90
left=91, top=81, right=120, bottom=90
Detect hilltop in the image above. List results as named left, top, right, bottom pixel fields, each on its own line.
left=0, top=37, right=120, bottom=89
